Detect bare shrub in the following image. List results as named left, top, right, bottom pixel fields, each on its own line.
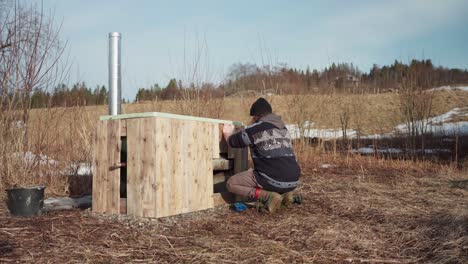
left=0, top=1, right=68, bottom=196
left=400, top=78, right=436, bottom=156
left=338, top=98, right=351, bottom=144
left=350, top=96, right=367, bottom=148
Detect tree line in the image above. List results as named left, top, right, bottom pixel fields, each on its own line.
left=220, top=59, right=468, bottom=95
left=29, top=83, right=110, bottom=108
left=134, top=59, right=468, bottom=101
left=23, top=59, right=468, bottom=107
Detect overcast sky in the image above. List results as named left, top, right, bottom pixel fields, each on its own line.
left=37, top=0, right=468, bottom=100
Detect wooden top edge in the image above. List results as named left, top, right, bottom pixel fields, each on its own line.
left=99, top=112, right=243, bottom=126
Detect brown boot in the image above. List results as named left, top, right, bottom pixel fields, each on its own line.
left=258, top=190, right=283, bottom=213
left=281, top=191, right=294, bottom=207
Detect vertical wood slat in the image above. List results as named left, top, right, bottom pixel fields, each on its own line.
left=227, top=125, right=245, bottom=159
left=227, top=124, right=248, bottom=174
left=92, top=120, right=120, bottom=214
left=212, top=123, right=220, bottom=158
left=229, top=125, right=248, bottom=202
left=154, top=117, right=172, bottom=217
left=120, top=119, right=127, bottom=137
left=126, top=119, right=140, bottom=217
left=127, top=118, right=142, bottom=217
left=194, top=121, right=212, bottom=211
left=182, top=119, right=194, bottom=213
left=92, top=121, right=106, bottom=213
left=142, top=118, right=157, bottom=217
left=202, top=122, right=214, bottom=208
left=107, top=120, right=121, bottom=214
left=171, top=118, right=184, bottom=215
left=233, top=147, right=248, bottom=174
left=127, top=118, right=158, bottom=218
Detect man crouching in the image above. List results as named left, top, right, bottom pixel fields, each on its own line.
left=222, top=97, right=301, bottom=213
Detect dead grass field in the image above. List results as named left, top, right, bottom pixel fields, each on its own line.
left=0, top=154, right=467, bottom=263
left=13, top=90, right=466, bottom=197
left=29, top=90, right=468, bottom=137
left=0, top=91, right=466, bottom=263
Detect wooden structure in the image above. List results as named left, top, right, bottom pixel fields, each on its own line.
left=92, top=112, right=247, bottom=218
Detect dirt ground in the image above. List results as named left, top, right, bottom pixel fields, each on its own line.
left=1, top=164, right=467, bottom=263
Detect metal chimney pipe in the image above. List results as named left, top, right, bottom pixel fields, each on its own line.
left=108, top=32, right=121, bottom=115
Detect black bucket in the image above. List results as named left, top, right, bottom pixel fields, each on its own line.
left=6, top=186, right=45, bottom=216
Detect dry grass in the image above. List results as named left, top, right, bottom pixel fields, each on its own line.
left=28, top=90, right=468, bottom=135
left=5, top=90, right=462, bottom=198
left=0, top=105, right=95, bottom=198
left=0, top=153, right=466, bottom=263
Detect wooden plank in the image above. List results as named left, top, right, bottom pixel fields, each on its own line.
left=92, top=121, right=106, bottom=213
left=213, top=171, right=230, bottom=193
left=126, top=118, right=143, bottom=217
left=120, top=119, right=127, bottom=137
left=201, top=122, right=214, bottom=209
left=233, top=147, right=248, bottom=174
left=120, top=198, right=127, bottom=214
left=227, top=125, right=242, bottom=159
left=171, top=118, right=185, bottom=215
left=213, top=171, right=228, bottom=185
left=182, top=119, right=194, bottom=214
left=127, top=117, right=160, bottom=218
left=100, top=111, right=243, bottom=126
left=193, top=121, right=204, bottom=211
left=92, top=120, right=120, bottom=215
left=227, top=125, right=248, bottom=174
left=142, top=117, right=157, bottom=218
left=212, top=123, right=220, bottom=158
left=154, top=117, right=173, bottom=217
left=212, top=158, right=232, bottom=171
left=106, top=120, right=121, bottom=215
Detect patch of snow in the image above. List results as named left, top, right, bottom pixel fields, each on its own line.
left=428, top=85, right=468, bottom=92
left=352, top=147, right=403, bottom=155
left=14, top=152, right=94, bottom=177
left=420, top=149, right=451, bottom=154
left=360, top=133, right=395, bottom=139
left=44, top=195, right=92, bottom=211
left=68, top=163, right=93, bottom=176
left=353, top=147, right=451, bottom=155
left=286, top=121, right=356, bottom=140
left=11, top=120, right=25, bottom=129
left=382, top=148, right=403, bottom=154
left=320, top=164, right=337, bottom=169
left=287, top=107, right=468, bottom=140
left=354, top=147, right=375, bottom=154
left=16, top=151, right=59, bottom=167
left=395, top=107, right=468, bottom=135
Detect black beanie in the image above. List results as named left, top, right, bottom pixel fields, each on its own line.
left=250, top=97, right=272, bottom=116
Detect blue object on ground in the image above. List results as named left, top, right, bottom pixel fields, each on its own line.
left=233, top=202, right=247, bottom=212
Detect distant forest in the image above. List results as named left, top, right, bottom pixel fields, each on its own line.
left=29, top=59, right=468, bottom=108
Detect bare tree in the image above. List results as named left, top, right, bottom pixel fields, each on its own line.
left=399, top=73, right=435, bottom=157
left=0, top=0, right=68, bottom=188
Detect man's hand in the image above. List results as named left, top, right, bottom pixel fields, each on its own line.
left=222, top=124, right=235, bottom=141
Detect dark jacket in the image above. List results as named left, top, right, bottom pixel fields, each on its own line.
left=228, top=113, right=301, bottom=193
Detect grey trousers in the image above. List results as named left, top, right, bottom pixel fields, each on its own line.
left=226, top=169, right=262, bottom=200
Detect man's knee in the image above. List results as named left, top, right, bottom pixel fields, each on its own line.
left=226, top=176, right=235, bottom=192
